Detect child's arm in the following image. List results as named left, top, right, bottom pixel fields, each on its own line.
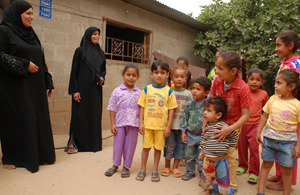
left=138, top=107, right=145, bottom=135
left=293, top=122, right=300, bottom=159
left=164, top=109, right=175, bottom=138
left=109, top=111, right=117, bottom=135
left=180, top=105, right=189, bottom=143
left=214, top=108, right=250, bottom=142
left=255, top=112, right=269, bottom=144
left=198, top=150, right=205, bottom=160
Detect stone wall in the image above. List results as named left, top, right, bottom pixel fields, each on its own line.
left=27, top=0, right=205, bottom=134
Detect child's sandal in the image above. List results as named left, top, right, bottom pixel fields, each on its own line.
left=135, top=171, right=146, bottom=181
left=161, top=167, right=171, bottom=177
left=121, top=167, right=130, bottom=178
left=151, top=172, right=160, bottom=182
left=172, top=168, right=181, bottom=178
left=248, top=174, right=258, bottom=184
left=181, top=172, right=195, bottom=181
left=236, top=167, right=246, bottom=176
left=104, top=168, right=117, bottom=177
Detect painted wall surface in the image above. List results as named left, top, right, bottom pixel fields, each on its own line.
left=25, top=0, right=204, bottom=134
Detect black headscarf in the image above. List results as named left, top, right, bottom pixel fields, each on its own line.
left=80, top=27, right=105, bottom=80
left=1, top=0, right=40, bottom=45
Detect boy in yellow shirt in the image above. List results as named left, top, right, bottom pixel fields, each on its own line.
left=136, top=60, right=177, bottom=182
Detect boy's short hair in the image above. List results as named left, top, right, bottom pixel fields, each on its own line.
left=204, top=97, right=227, bottom=120
left=151, top=60, right=169, bottom=72
left=190, top=76, right=211, bottom=91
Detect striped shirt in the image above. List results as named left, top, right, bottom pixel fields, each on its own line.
left=200, top=121, right=238, bottom=157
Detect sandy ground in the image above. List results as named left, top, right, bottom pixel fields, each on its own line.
left=0, top=130, right=299, bottom=195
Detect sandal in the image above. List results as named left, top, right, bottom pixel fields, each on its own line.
left=171, top=168, right=181, bottom=178
left=229, top=187, right=238, bottom=195
left=181, top=172, right=195, bottom=181
left=248, top=174, right=258, bottom=184
left=121, top=167, right=130, bottom=178
left=151, top=172, right=160, bottom=182
left=161, top=167, right=171, bottom=177
left=236, top=167, right=246, bottom=176
left=67, top=146, right=78, bottom=154
left=104, top=167, right=117, bottom=177
left=135, top=171, right=146, bottom=181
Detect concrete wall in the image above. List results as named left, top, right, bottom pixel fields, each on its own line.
left=27, top=0, right=204, bottom=134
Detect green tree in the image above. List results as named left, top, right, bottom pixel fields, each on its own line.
left=195, top=0, right=300, bottom=94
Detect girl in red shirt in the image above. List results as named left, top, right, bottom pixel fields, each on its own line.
left=210, top=50, right=252, bottom=194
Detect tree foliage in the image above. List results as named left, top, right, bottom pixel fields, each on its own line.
left=195, top=0, right=300, bottom=93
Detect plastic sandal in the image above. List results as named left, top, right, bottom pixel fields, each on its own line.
left=121, top=167, right=130, bottom=178
left=161, top=167, right=171, bottom=177
left=151, top=172, right=160, bottom=182
left=172, top=168, right=181, bottom=178
left=248, top=174, right=258, bottom=184
left=104, top=168, right=117, bottom=177
left=236, top=167, right=246, bottom=176
left=135, top=171, right=146, bottom=181
left=181, top=172, right=195, bottom=181
left=229, top=187, right=238, bottom=195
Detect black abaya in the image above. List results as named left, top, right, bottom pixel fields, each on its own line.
left=0, top=1, right=55, bottom=173
left=68, top=27, right=106, bottom=152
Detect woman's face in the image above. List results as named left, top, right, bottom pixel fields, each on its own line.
left=21, top=8, right=34, bottom=28
left=91, top=30, right=100, bottom=45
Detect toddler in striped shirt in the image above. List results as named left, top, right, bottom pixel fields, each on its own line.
left=199, top=97, right=238, bottom=195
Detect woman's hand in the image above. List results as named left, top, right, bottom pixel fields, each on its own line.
left=47, top=89, right=54, bottom=97
left=73, top=92, right=81, bottom=103
left=28, top=62, right=39, bottom=73
left=213, top=126, right=232, bottom=142
left=100, top=77, right=104, bottom=85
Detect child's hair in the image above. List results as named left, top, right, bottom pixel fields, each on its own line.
left=247, top=68, right=264, bottom=80
left=151, top=60, right=169, bottom=72
left=176, top=56, right=189, bottom=66
left=277, top=30, right=300, bottom=52
left=219, top=50, right=247, bottom=81
left=171, top=66, right=188, bottom=78
left=278, top=69, right=300, bottom=100
left=204, top=97, right=227, bottom=120
left=216, top=50, right=225, bottom=59
left=122, top=64, right=139, bottom=75
left=190, top=76, right=212, bottom=91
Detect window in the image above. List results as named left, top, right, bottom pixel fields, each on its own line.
left=104, top=18, right=151, bottom=64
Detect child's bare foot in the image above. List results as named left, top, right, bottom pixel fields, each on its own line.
left=3, top=164, right=16, bottom=170
left=267, top=175, right=281, bottom=182
left=266, top=180, right=283, bottom=191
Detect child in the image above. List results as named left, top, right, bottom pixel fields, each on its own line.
left=180, top=77, right=212, bottom=181
left=207, top=50, right=225, bottom=82
left=210, top=50, right=252, bottom=194
left=176, top=56, right=192, bottom=89
left=161, top=66, right=193, bottom=178
left=135, top=60, right=177, bottom=182
left=199, top=97, right=238, bottom=195
left=267, top=30, right=300, bottom=191
left=236, top=68, right=269, bottom=184
left=256, top=69, right=300, bottom=195
left=104, top=64, right=141, bottom=178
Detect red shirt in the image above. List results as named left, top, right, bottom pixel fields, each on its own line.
left=211, top=75, right=252, bottom=125
left=247, top=89, right=269, bottom=125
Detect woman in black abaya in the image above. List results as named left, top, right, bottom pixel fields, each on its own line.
left=0, top=1, right=55, bottom=173
left=67, top=27, right=106, bottom=154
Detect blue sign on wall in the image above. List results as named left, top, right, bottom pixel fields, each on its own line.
left=40, top=0, right=52, bottom=8
left=39, top=6, right=52, bottom=19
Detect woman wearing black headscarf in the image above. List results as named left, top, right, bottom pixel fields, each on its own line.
left=0, top=1, right=55, bottom=173
left=66, top=27, right=106, bottom=154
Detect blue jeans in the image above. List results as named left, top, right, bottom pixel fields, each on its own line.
left=261, top=136, right=297, bottom=167
left=185, top=131, right=202, bottom=175
left=164, top=129, right=185, bottom=160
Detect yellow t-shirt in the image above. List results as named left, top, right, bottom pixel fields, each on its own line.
left=138, top=84, right=177, bottom=130
left=263, top=95, right=300, bottom=133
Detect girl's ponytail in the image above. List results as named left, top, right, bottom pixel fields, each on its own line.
left=241, top=57, right=247, bottom=82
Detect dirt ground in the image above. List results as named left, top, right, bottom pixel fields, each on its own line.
left=0, top=130, right=299, bottom=195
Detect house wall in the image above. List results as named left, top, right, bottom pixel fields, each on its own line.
left=26, top=0, right=204, bottom=134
